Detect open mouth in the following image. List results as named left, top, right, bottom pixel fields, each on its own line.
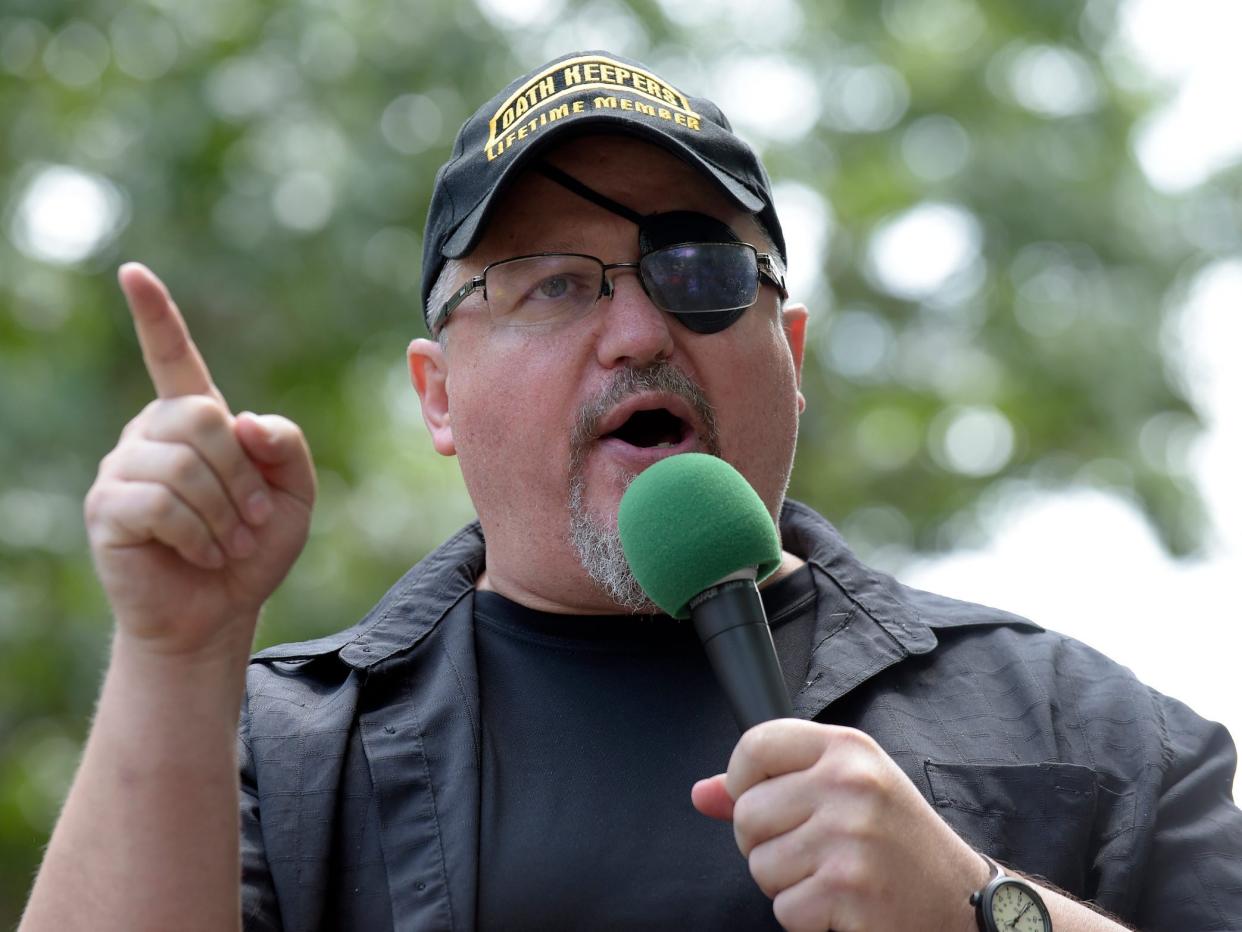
left=605, top=407, right=689, bottom=449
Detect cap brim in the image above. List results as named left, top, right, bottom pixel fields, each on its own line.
left=441, top=113, right=766, bottom=259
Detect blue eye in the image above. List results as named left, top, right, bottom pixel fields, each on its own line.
left=535, top=276, right=571, bottom=299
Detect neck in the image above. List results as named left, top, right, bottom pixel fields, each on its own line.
left=475, top=549, right=806, bottom=615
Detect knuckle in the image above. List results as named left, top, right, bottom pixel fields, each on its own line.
left=825, top=854, right=867, bottom=895
left=838, top=759, right=886, bottom=798
left=98, top=447, right=121, bottom=476
left=772, top=893, right=816, bottom=932
left=226, top=449, right=259, bottom=486
left=183, top=395, right=228, bottom=434
left=145, top=484, right=180, bottom=521
left=747, top=847, right=781, bottom=897
left=204, top=489, right=240, bottom=529
left=123, top=402, right=158, bottom=437
left=731, top=790, right=759, bottom=829
left=734, top=825, right=755, bottom=859
left=737, top=724, right=768, bottom=760
left=137, top=399, right=161, bottom=423
left=167, top=444, right=201, bottom=485
left=83, top=483, right=108, bottom=526
left=845, top=726, right=881, bottom=755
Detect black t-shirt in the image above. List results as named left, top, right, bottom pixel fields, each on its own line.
left=474, top=566, right=816, bottom=930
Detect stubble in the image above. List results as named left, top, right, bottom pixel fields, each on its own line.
left=566, top=363, right=721, bottom=613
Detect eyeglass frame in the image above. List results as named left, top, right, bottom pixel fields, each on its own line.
left=431, top=242, right=788, bottom=334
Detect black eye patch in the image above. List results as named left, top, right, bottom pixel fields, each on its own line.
left=638, top=210, right=742, bottom=253
left=532, top=164, right=757, bottom=333
left=638, top=211, right=749, bottom=333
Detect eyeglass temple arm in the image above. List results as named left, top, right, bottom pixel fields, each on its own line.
left=435, top=275, right=486, bottom=330
left=758, top=254, right=788, bottom=299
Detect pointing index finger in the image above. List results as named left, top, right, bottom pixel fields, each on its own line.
left=119, top=262, right=223, bottom=402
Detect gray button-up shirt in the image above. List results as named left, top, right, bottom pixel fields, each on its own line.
left=239, top=501, right=1242, bottom=930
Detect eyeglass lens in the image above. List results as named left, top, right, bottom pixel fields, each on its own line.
left=484, top=244, right=761, bottom=327
left=485, top=254, right=603, bottom=326
left=640, top=243, right=759, bottom=314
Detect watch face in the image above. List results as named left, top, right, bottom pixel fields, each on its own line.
left=987, top=879, right=1051, bottom=931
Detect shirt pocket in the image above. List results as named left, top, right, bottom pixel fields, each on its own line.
left=924, top=759, right=1098, bottom=896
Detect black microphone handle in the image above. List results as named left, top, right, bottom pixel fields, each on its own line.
left=689, top=577, right=793, bottom=732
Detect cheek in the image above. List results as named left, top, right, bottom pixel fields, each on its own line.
left=447, top=342, right=576, bottom=487
left=708, top=330, right=801, bottom=508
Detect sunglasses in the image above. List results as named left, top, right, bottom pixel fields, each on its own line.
left=434, top=242, right=787, bottom=335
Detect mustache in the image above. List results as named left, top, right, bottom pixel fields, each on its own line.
left=569, top=362, right=722, bottom=465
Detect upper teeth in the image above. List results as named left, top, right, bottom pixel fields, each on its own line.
left=655, top=442, right=674, bottom=448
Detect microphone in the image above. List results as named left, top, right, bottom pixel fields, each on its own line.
left=618, top=453, right=794, bottom=731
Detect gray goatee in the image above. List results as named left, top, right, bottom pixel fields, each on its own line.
left=567, top=363, right=721, bottom=613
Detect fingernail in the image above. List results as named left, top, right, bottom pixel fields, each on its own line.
left=247, top=490, right=273, bottom=524
left=231, top=525, right=257, bottom=558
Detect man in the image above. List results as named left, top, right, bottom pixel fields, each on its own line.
left=21, top=50, right=1242, bottom=931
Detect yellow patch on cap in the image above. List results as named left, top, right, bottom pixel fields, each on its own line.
left=484, top=54, right=702, bottom=162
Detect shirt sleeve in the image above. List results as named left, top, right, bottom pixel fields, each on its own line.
left=239, top=691, right=284, bottom=932
left=1135, top=691, right=1242, bottom=931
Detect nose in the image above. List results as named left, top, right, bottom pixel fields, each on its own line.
left=593, top=269, right=675, bottom=369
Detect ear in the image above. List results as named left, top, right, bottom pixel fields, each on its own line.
left=408, top=338, right=456, bottom=456
left=781, top=303, right=809, bottom=414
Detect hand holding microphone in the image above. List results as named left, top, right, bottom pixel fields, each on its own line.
left=618, top=454, right=992, bottom=932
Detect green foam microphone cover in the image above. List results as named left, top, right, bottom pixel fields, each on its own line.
left=618, top=453, right=782, bottom=618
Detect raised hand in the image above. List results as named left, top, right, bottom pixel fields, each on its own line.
left=84, top=263, right=315, bottom=658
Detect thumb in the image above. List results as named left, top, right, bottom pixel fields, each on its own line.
left=235, top=412, right=316, bottom=507
left=691, top=773, right=735, bottom=821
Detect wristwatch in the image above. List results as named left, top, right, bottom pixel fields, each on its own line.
left=970, top=854, right=1052, bottom=931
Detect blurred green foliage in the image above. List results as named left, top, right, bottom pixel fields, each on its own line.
left=1, top=0, right=1235, bottom=920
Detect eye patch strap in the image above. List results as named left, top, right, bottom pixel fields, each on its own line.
left=534, top=162, right=646, bottom=225
left=532, top=161, right=750, bottom=335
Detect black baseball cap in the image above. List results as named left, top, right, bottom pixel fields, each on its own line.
left=420, top=49, right=786, bottom=329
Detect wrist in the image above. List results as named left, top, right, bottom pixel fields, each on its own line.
left=970, top=855, right=1055, bottom=932
left=112, top=609, right=258, bottom=664
left=108, top=624, right=255, bottom=721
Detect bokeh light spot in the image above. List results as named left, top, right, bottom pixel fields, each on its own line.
left=656, top=0, right=804, bottom=45
left=42, top=21, right=110, bottom=88
left=109, top=10, right=179, bottom=81
left=820, top=309, right=894, bottom=381
left=539, top=0, right=650, bottom=59
left=855, top=407, right=922, bottom=470
left=381, top=93, right=444, bottom=155
left=363, top=226, right=422, bottom=292
left=0, top=19, right=49, bottom=76
left=840, top=504, right=914, bottom=569
left=882, top=0, right=986, bottom=54
left=867, top=202, right=981, bottom=301
left=772, top=181, right=832, bottom=302
left=205, top=52, right=300, bottom=121
left=821, top=63, right=910, bottom=133
left=901, top=115, right=972, bottom=182
left=930, top=404, right=1015, bottom=476
left=475, top=0, right=566, bottom=29
left=714, top=55, right=821, bottom=143
left=1004, top=44, right=1102, bottom=117
left=272, top=171, right=335, bottom=232
left=299, top=19, right=357, bottom=82
left=9, top=165, right=128, bottom=265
